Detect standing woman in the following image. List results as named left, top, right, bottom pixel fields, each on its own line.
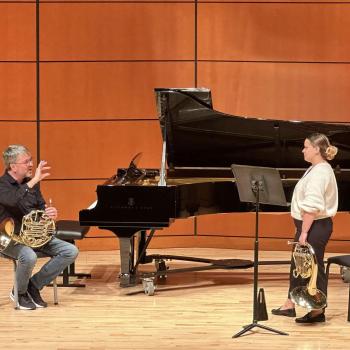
left=272, top=133, right=338, bottom=323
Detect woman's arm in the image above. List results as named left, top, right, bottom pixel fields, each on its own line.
left=299, top=211, right=316, bottom=244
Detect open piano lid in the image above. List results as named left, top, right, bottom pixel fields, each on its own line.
left=155, top=88, right=350, bottom=169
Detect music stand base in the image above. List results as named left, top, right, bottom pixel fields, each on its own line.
left=233, top=322, right=288, bottom=338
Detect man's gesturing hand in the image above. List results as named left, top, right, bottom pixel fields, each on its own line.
left=27, top=160, right=51, bottom=188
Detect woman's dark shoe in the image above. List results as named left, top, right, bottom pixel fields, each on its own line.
left=271, top=307, right=296, bottom=317
left=295, top=311, right=325, bottom=323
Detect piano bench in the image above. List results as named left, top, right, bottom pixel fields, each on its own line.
left=326, top=255, right=350, bottom=322
left=55, top=220, right=90, bottom=288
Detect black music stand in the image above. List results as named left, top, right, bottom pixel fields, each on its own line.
left=231, top=164, right=288, bottom=338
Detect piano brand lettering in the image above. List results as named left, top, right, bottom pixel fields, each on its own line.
left=110, top=200, right=152, bottom=211
left=127, top=197, right=135, bottom=207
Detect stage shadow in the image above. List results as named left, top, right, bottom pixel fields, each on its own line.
left=66, top=263, right=291, bottom=296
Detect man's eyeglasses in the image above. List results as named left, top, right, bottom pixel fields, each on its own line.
left=13, top=158, right=33, bottom=165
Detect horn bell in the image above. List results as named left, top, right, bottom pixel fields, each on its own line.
left=291, top=286, right=327, bottom=310
left=290, top=241, right=327, bottom=311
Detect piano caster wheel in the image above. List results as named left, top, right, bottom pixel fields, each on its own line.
left=341, top=266, right=350, bottom=282
left=142, top=277, right=156, bottom=296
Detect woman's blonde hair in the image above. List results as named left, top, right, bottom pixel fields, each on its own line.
left=307, top=133, right=338, bottom=161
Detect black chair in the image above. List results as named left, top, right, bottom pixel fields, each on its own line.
left=0, top=252, right=58, bottom=309
left=326, top=255, right=350, bottom=322
left=55, top=220, right=90, bottom=287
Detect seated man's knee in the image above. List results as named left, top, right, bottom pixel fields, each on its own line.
left=66, top=243, right=79, bottom=262
left=18, top=247, right=37, bottom=267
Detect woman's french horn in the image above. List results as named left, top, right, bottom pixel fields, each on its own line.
left=0, top=210, right=55, bottom=252
left=289, top=241, right=327, bottom=310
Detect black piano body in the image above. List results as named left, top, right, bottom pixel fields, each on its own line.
left=80, top=88, right=350, bottom=289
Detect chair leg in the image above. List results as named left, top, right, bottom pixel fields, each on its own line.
left=327, top=262, right=350, bottom=322
left=53, top=277, right=59, bottom=305
left=63, top=266, right=69, bottom=285
left=61, top=266, right=86, bottom=288
left=55, top=252, right=90, bottom=287
left=325, top=262, right=332, bottom=291
left=12, top=260, right=19, bottom=309
left=68, top=261, right=92, bottom=279
left=53, top=266, right=86, bottom=288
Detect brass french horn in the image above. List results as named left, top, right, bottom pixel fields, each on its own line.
left=0, top=210, right=55, bottom=252
left=288, top=241, right=327, bottom=310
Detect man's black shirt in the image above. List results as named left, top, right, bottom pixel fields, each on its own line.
left=0, top=172, right=45, bottom=232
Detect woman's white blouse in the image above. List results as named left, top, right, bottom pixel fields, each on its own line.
left=291, top=162, right=338, bottom=220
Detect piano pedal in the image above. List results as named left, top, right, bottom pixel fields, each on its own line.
left=155, top=259, right=168, bottom=280
left=142, top=277, right=156, bottom=296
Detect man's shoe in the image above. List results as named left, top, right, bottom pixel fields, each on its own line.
left=27, top=280, right=48, bottom=308
left=271, top=307, right=296, bottom=317
left=295, top=312, right=325, bottom=323
left=10, top=291, right=36, bottom=310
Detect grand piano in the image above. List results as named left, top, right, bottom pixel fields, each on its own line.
left=80, top=88, right=350, bottom=292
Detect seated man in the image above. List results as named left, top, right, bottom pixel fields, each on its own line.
left=0, top=145, right=78, bottom=310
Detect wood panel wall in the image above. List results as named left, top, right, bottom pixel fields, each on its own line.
left=1, top=0, right=350, bottom=253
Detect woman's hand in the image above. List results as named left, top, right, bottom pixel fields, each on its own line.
left=299, top=231, right=308, bottom=245
left=300, top=211, right=316, bottom=245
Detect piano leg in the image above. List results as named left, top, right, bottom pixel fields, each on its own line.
left=119, top=237, right=137, bottom=287
left=137, top=231, right=152, bottom=264
left=101, top=227, right=141, bottom=287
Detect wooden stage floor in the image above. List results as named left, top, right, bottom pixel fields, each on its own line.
left=0, top=248, right=349, bottom=349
